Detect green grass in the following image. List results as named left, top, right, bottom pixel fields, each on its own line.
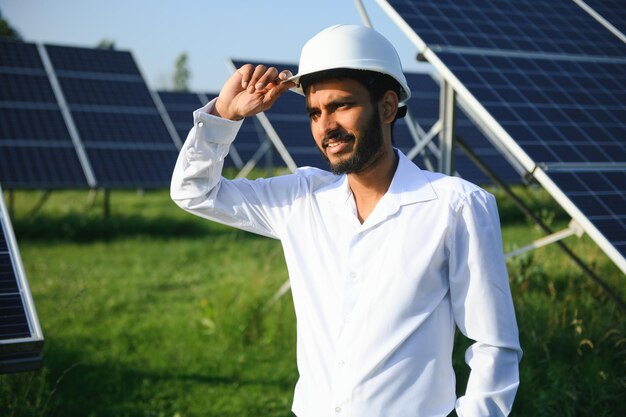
left=1, top=187, right=624, bottom=416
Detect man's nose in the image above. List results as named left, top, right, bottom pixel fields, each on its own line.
left=317, top=111, right=339, bottom=137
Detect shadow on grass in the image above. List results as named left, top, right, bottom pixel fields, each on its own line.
left=11, top=213, right=267, bottom=243
left=6, top=342, right=295, bottom=417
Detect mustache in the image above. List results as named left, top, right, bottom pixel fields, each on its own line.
left=322, top=130, right=354, bottom=147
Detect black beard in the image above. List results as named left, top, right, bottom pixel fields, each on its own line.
left=318, top=107, right=384, bottom=175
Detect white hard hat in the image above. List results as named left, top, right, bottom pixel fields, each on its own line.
left=288, top=24, right=411, bottom=104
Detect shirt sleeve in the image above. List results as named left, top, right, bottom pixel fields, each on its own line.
left=170, top=98, right=300, bottom=239
left=448, top=189, right=522, bottom=417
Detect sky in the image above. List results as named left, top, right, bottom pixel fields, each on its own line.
left=1, top=0, right=430, bottom=93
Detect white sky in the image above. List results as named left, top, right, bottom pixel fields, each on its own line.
left=1, top=0, right=429, bottom=93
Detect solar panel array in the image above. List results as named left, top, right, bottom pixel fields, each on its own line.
left=0, top=40, right=180, bottom=189
left=231, top=60, right=522, bottom=184
left=379, top=0, right=626, bottom=271
left=0, top=41, right=88, bottom=188
left=0, top=186, right=44, bottom=373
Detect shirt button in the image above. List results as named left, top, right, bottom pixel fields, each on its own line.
left=338, top=360, right=345, bottom=367
left=349, top=272, right=357, bottom=280
left=197, top=121, right=204, bottom=127
left=335, top=406, right=342, bottom=413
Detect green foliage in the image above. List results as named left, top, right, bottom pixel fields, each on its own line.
left=173, top=53, right=191, bottom=92
left=0, top=9, right=22, bottom=40
left=96, top=39, right=116, bottom=50
left=0, top=188, right=624, bottom=416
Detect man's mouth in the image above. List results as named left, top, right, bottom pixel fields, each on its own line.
left=323, top=135, right=354, bottom=155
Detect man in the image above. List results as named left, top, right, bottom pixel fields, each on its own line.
left=171, top=24, right=521, bottom=417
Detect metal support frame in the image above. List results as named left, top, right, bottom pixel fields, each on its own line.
left=103, top=189, right=111, bottom=218
left=355, top=0, right=373, bottom=27
left=27, top=190, right=51, bottom=218
left=236, top=141, right=273, bottom=179
left=37, top=44, right=97, bottom=188
left=505, top=219, right=584, bottom=259
left=573, top=0, right=626, bottom=44
left=438, top=79, right=456, bottom=175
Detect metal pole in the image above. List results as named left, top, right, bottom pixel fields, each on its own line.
left=354, top=0, right=373, bottom=27
left=439, top=80, right=457, bottom=175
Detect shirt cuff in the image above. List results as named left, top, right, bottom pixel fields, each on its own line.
left=191, top=98, right=244, bottom=145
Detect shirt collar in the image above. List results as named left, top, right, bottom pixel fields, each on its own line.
left=314, top=149, right=438, bottom=206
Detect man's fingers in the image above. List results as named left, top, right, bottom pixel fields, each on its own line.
left=246, top=65, right=267, bottom=93
left=266, top=77, right=295, bottom=105
left=255, top=66, right=279, bottom=90
left=278, top=69, right=293, bottom=81
left=236, top=64, right=256, bottom=89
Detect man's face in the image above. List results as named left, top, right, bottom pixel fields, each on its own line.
left=305, top=79, right=384, bottom=175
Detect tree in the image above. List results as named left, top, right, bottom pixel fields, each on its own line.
left=96, top=39, right=116, bottom=50
left=173, top=52, right=191, bottom=92
left=0, top=9, right=22, bottom=40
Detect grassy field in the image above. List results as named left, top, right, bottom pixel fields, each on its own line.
left=1, top=185, right=624, bottom=417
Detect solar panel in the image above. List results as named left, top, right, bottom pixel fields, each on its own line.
left=44, top=43, right=180, bottom=188
left=385, top=0, right=626, bottom=57
left=0, top=41, right=89, bottom=188
left=436, top=52, right=626, bottom=164
left=0, top=186, right=44, bottom=373
left=547, top=170, right=626, bottom=258
left=377, top=0, right=626, bottom=273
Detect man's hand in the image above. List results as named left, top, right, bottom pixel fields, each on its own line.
left=212, top=64, right=295, bottom=121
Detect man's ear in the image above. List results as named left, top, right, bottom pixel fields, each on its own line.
left=380, top=90, right=399, bottom=124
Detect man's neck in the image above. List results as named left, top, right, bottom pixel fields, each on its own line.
left=347, top=147, right=399, bottom=223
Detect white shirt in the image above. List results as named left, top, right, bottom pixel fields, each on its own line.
left=171, top=100, right=522, bottom=417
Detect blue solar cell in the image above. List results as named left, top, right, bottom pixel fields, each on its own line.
left=0, top=41, right=44, bottom=69
left=46, top=44, right=141, bottom=75
left=386, top=0, right=626, bottom=57
left=0, top=42, right=89, bottom=188
left=0, top=74, right=57, bottom=103
left=0, top=254, right=19, bottom=294
left=0, top=108, right=70, bottom=142
left=85, top=148, right=178, bottom=188
left=0, top=294, right=30, bottom=340
left=437, top=51, right=626, bottom=164
left=58, top=77, right=155, bottom=107
left=73, top=111, right=173, bottom=144
left=158, top=91, right=205, bottom=107
left=0, top=146, right=88, bottom=188
left=547, top=170, right=626, bottom=257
